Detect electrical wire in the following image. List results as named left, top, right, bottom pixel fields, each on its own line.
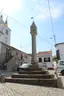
left=0, top=12, right=30, bottom=50
left=38, top=35, right=54, bottom=46
left=37, top=35, right=54, bottom=51
left=30, top=0, right=56, bottom=45
left=2, top=13, right=54, bottom=47
left=20, top=44, right=31, bottom=48
left=1, top=11, right=55, bottom=49
left=2, top=12, right=29, bottom=30
left=47, top=0, right=56, bottom=44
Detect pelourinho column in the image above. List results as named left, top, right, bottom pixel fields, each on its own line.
left=30, top=21, right=38, bottom=67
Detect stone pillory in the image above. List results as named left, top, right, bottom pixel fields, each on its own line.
left=30, top=21, right=37, bottom=65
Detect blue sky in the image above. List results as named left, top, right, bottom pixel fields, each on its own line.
left=1, top=0, right=64, bottom=55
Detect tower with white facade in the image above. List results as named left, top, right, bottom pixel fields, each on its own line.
left=0, top=15, right=11, bottom=45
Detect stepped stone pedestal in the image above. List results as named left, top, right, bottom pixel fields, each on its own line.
left=5, top=70, right=57, bottom=88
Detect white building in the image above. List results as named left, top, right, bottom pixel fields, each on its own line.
left=37, top=50, right=53, bottom=69
left=55, top=42, right=64, bottom=60
left=0, top=15, right=11, bottom=45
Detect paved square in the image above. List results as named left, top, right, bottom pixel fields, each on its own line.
left=0, top=83, right=64, bottom=96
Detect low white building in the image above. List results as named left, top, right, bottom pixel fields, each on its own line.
left=37, top=50, right=53, bottom=69
left=55, top=42, right=64, bottom=60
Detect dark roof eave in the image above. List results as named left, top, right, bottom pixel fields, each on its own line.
left=55, top=42, right=64, bottom=47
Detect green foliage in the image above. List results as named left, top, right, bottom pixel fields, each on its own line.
left=52, top=56, right=59, bottom=63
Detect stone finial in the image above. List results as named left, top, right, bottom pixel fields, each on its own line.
left=5, top=17, right=8, bottom=27
left=31, top=21, right=36, bottom=27
left=30, top=21, right=37, bottom=35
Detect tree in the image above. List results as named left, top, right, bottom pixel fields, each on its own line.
left=52, top=56, right=59, bottom=63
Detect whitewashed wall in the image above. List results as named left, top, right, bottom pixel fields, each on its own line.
left=0, top=24, right=11, bottom=46
left=37, top=54, right=53, bottom=68
left=55, top=43, right=64, bottom=60
left=4, top=27, right=11, bottom=45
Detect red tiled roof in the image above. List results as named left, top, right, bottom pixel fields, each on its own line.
left=37, top=50, right=52, bottom=55
left=28, top=50, right=52, bottom=56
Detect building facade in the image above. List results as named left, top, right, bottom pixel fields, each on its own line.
left=0, top=15, right=11, bottom=45
left=0, top=42, right=31, bottom=71
left=37, top=50, right=53, bottom=69
left=0, top=41, right=53, bottom=70
left=55, top=42, right=64, bottom=60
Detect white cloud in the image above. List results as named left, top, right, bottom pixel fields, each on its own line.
left=32, top=0, right=36, bottom=2
left=0, top=0, right=24, bottom=14
left=51, top=6, right=62, bottom=18
left=36, top=6, right=63, bottom=20
left=35, top=0, right=64, bottom=21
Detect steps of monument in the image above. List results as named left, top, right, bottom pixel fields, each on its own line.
left=5, top=77, right=57, bottom=88
left=18, top=70, right=48, bottom=74
left=12, top=74, right=54, bottom=79
left=18, top=67, right=42, bottom=72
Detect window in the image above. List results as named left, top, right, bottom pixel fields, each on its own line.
left=5, top=41, right=7, bottom=43
left=39, top=58, right=42, bottom=62
left=56, top=49, right=60, bottom=60
left=5, top=37, right=7, bottom=43
left=21, top=54, right=23, bottom=60
left=6, top=37, right=7, bottom=39
left=6, top=30, right=8, bottom=35
left=24, top=55, right=27, bottom=59
left=60, top=61, right=64, bottom=65
left=16, top=52, right=18, bottom=55
left=44, top=57, right=50, bottom=62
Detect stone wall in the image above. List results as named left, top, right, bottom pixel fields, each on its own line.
left=0, top=42, right=31, bottom=70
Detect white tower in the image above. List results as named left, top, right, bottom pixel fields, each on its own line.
left=30, top=21, right=38, bottom=66
left=0, top=15, right=11, bottom=45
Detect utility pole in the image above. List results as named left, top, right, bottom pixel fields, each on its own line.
left=48, top=0, right=56, bottom=45
left=54, top=35, right=56, bottom=45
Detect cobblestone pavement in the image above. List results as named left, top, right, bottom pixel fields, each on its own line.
left=0, top=83, right=64, bottom=96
